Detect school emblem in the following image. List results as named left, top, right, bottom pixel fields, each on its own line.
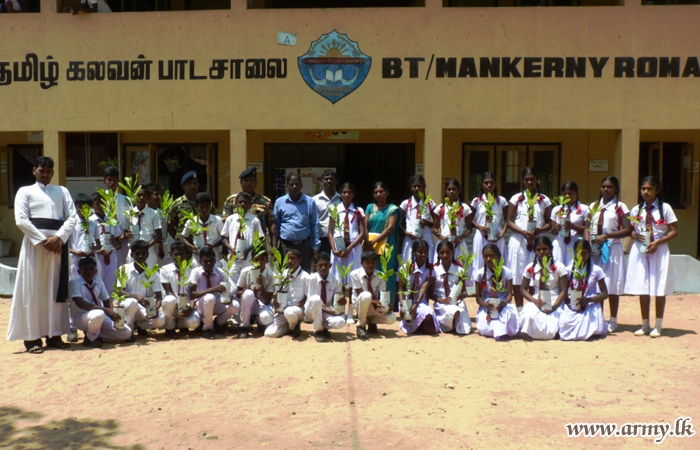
left=298, top=30, right=372, bottom=104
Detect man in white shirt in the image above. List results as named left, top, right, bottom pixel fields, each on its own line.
left=351, top=250, right=396, bottom=340
left=265, top=250, right=310, bottom=339
left=313, top=170, right=341, bottom=256
left=7, top=156, right=78, bottom=354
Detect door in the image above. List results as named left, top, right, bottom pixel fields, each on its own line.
left=528, top=144, right=560, bottom=198
left=0, top=147, right=11, bottom=206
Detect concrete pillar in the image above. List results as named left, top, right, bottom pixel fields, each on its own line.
left=616, top=128, right=640, bottom=208
left=43, top=131, right=66, bottom=186
left=423, top=127, right=443, bottom=200
left=230, top=128, right=247, bottom=195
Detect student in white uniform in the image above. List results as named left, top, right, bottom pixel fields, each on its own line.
left=584, top=176, right=632, bottom=333
left=90, top=192, right=122, bottom=296
left=189, top=247, right=238, bottom=340
left=236, top=251, right=275, bottom=338
left=68, top=193, right=100, bottom=280
left=221, top=192, right=264, bottom=288
left=433, top=179, right=473, bottom=261
left=624, top=176, right=678, bottom=338
left=102, top=166, right=131, bottom=268
left=125, top=185, right=162, bottom=267
left=159, top=242, right=201, bottom=338
left=147, top=183, right=174, bottom=267
left=313, top=169, right=342, bottom=256
left=559, top=239, right=609, bottom=341
left=398, top=240, right=439, bottom=335
left=519, top=236, right=569, bottom=340
left=400, top=175, right=436, bottom=265
left=328, top=182, right=366, bottom=324
left=68, top=258, right=132, bottom=348
left=432, top=241, right=472, bottom=335
left=350, top=250, right=396, bottom=340
left=469, top=172, right=508, bottom=275
left=506, top=167, right=553, bottom=313
left=266, top=249, right=310, bottom=339
left=474, top=244, right=520, bottom=340
left=305, top=252, right=346, bottom=342
left=116, top=240, right=167, bottom=338
left=550, top=181, right=589, bottom=267
left=181, top=192, right=224, bottom=266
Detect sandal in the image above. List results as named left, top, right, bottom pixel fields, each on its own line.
left=45, top=336, right=70, bottom=349
left=26, top=345, right=44, bottom=354
left=24, top=339, right=44, bottom=354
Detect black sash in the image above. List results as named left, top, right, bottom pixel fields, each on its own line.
left=30, top=218, right=69, bottom=303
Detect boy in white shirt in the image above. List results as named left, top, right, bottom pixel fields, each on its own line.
left=351, top=250, right=396, bottom=340
left=124, top=185, right=162, bottom=267
left=181, top=192, right=224, bottom=266
left=116, top=240, right=167, bottom=338
left=90, top=192, right=122, bottom=295
left=147, top=183, right=174, bottom=266
left=69, top=193, right=101, bottom=280
left=159, top=242, right=200, bottom=338
left=222, top=192, right=264, bottom=287
left=236, top=251, right=275, bottom=338
left=188, top=246, right=238, bottom=340
left=68, top=257, right=132, bottom=348
left=265, top=249, right=310, bottom=339
left=305, top=252, right=346, bottom=342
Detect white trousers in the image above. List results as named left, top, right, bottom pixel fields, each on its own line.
left=123, top=298, right=166, bottom=330
left=197, top=293, right=238, bottom=330
left=355, top=292, right=396, bottom=328
left=162, top=295, right=201, bottom=330
left=305, top=295, right=346, bottom=333
left=265, top=305, right=304, bottom=338
left=239, top=289, right=274, bottom=327
left=72, top=310, right=133, bottom=342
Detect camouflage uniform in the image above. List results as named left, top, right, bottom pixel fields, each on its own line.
left=168, top=195, right=216, bottom=239
left=222, top=192, right=274, bottom=232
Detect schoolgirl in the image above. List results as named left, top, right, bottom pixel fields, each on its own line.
left=474, top=244, right=520, bottom=339
left=398, top=239, right=439, bottom=335
left=431, top=240, right=472, bottom=334
left=469, top=172, right=508, bottom=275
left=433, top=179, right=473, bottom=260
left=400, top=175, right=436, bottom=264
left=550, top=181, right=589, bottom=267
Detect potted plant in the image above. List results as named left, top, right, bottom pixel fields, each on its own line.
left=111, top=267, right=129, bottom=330
left=328, top=204, right=348, bottom=252
left=218, top=253, right=239, bottom=305
left=568, top=247, right=587, bottom=310
left=443, top=198, right=461, bottom=242
left=587, top=202, right=605, bottom=255
left=448, top=252, right=476, bottom=306
left=175, top=256, right=193, bottom=311
left=396, top=256, right=417, bottom=321
left=524, top=190, right=539, bottom=232
left=413, top=191, right=432, bottom=237
left=269, top=246, right=293, bottom=313
left=552, top=194, right=572, bottom=238
left=486, top=257, right=508, bottom=319
left=248, top=232, right=267, bottom=290
left=137, top=262, right=160, bottom=319
left=233, top=206, right=249, bottom=259
left=375, top=245, right=395, bottom=312
left=119, top=174, right=140, bottom=239
left=336, top=262, right=354, bottom=315
left=78, top=204, right=95, bottom=254
left=538, top=256, right=554, bottom=312
left=96, top=188, right=120, bottom=253
left=181, top=210, right=210, bottom=253
left=482, top=192, right=499, bottom=241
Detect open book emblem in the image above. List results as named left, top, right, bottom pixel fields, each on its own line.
left=298, top=30, right=372, bottom=104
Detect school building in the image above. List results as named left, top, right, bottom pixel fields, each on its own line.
left=1, top=0, right=700, bottom=266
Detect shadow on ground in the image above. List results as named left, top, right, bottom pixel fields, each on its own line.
left=0, top=406, right=144, bottom=450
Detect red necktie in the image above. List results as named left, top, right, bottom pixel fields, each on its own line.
left=101, top=226, right=111, bottom=265
left=597, top=208, right=605, bottom=235
left=563, top=206, right=572, bottom=245
left=176, top=272, right=182, bottom=295
left=321, top=280, right=328, bottom=306
left=204, top=272, right=214, bottom=289
left=344, top=210, right=351, bottom=244
left=645, top=205, right=655, bottom=243
left=203, top=219, right=208, bottom=245
left=85, top=283, right=99, bottom=306
left=410, top=267, right=420, bottom=300
left=364, top=275, right=376, bottom=300
left=137, top=213, right=142, bottom=231
left=539, top=265, right=546, bottom=291
left=443, top=271, right=449, bottom=297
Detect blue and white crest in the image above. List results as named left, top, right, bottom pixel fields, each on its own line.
left=298, top=30, right=371, bottom=104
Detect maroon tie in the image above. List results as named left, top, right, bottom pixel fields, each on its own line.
left=645, top=205, right=655, bottom=243
left=563, top=206, right=572, bottom=245
left=344, top=210, right=351, bottom=245
left=410, top=266, right=420, bottom=301
left=321, top=280, right=328, bottom=306
left=597, top=208, right=605, bottom=235
left=101, top=226, right=111, bottom=265
left=85, top=283, right=99, bottom=306
left=204, top=272, right=214, bottom=289
left=364, top=275, right=376, bottom=300
left=176, top=272, right=182, bottom=295
left=443, top=271, right=449, bottom=297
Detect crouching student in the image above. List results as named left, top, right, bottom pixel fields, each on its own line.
left=432, top=241, right=472, bottom=334
left=398, top=240, right=439, bottom=335
left=221, top=192, right=264, bottom=288
left=69, top=257, right=132, bottom=347
left=236, top=251, right=276, bottom=338
left=350, top=250, right=396, bottom=341
left=519, top=236, right=569, bottom=340
left=159, top=242, right=201, bottom=338
left=266, top=250, right=310, bottom=339
left=559, top=239, right=609, bottom=341
left=305, top=252, right=346, bottom=342
left=189, top=247, right=238, bottom=340
left=116, top=240, right=167, bottom=338
left=474, top=244, right=520, bottom=340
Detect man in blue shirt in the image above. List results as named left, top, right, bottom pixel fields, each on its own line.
left=273, top=173, right=320, bottom=272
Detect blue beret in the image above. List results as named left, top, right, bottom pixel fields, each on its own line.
left=239, top=167, right=257, bottom=179
left=181, top=171, right=198, bottom=185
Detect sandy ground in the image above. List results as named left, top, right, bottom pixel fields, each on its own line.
left=0, top=295, right=698, bottom=450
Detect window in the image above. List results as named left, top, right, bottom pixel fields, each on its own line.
left=642, top=0, right=699, bottom=4
left=463, top=143, right=560, bottom=201
left=0, top=0, right=40, bottom=12
left=0, top=145, right=42, bottom=207
left=639, top=142, right=693, bottom=209
left=57, top=0, right=230, bottom=13
left=250, top=0, right=424, bottom=8
left=65, top=133, right=119, bottom=179
left=445, top=0, right=622, bottom=6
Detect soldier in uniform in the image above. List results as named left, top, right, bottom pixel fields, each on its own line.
left=222, top=167, right=275, bottom=240
left=168, top=171, right=206, bottom=240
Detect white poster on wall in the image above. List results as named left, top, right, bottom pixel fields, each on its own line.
left=299, top=168, right=336, bottom=195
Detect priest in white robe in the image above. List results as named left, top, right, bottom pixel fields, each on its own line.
left=7, top=156, right=78, bottom=353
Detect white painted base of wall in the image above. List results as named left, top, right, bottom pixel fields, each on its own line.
left=0, top=257, right=18, bottom=296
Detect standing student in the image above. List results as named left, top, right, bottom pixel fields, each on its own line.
left=313, top=170, right=342, bottom=256
left=559, top=239, right=609, bottom=341
left=398, top=240, right=439, bottom=335
left=431, top=241, right=472, bottom=335
left=519, top=236, right=568, bottom=340
left=221, top=192, right=264, bottom=288
left=328, top=182, right=366, bottom=323
left=7, top=156, right=78, bottom=353
left=624, top=176, right=678, bottom=338
left=350, top=250, right=397, bottom=340
left=433, top=179, right=473, bottom=261
left=222, top=167, right=275, bottom=240
left=363, top=182, right=401, bottom=306
left=68, top=193, right=100, bottom=280
left=266, top=249, right=310, bottom=339
left=305, top=252, right=346, bottom=342
left=400, top=175, right=436, bottom=264
left=102, top=166, right=131, bottom=267
left=159, top=242, right=201, bottom=338
left=236, top=250, right=275, bottom=338
left=506, top=167, right=552, bottom=313
left=474, top=244, right=519, bottom=340
left=469, top=172, right=508, bottom=274
left=68, top=258, right=132, bottom=348
left=188, top=247, right=238, bottom=340
left=124, top=185, right=162, bottom=267
left=550, top=181, right=588, bottom=267
left=584, top=176, right=632, bottom=332
left=90, top=192, right=122, bottom=295
left=147, top=183, right=174, bottom=266
left=181, top=192, right=225, bottom=266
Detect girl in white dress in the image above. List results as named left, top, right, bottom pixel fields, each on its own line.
left=431, top=241, right=472, bottom=334
left=584, top=176, right=632, bottom=333
left=550, top=181, right=588, bottom=267
left=469, top=172, right=508, bottom=275
left=328, top=182, right=366, bottom=324
left=559, top=239, right=609, bottom=341
left=624, top=176, right=678, bottom=338
left=399, top=239, right=439, bottom=335
left=400, top=175, right=436, bottom=264
left=506, top=167, right=552, bottom=313
left=433, top=178, right=473, bottom=260
left=474, top=244, right=520, bottom=339
left=519, top=236, right=569, bottom=340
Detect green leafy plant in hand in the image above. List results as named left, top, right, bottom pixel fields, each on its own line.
left=79, top=204, right=93, bottom=233
left=568, top=247, right=588, bottom=289
left=119, top=174, right=140, bottom=223
left=525, top=190, right=539, bottom=219
left=443, top=197, right=460, bottom=232
left=236, top=206, right=248, bottom=235
left=553, top=194, right=572, bottom=217
left=270, top=246, right=293, bottom=292
left=249, top=232, right=267, bottom=269
left=175, top=256, right=193, bottom=293
left=492, top=257, right=508, bottom=292
left=337, top=261, right=354, bottom=289
left=483, top=192, right=497, bottom=219
left=95, top=188, right=120, bottom=228
left=159, top=190, right=175, bottom=220
left=396, top=256, right=417, bottom=297
left=181, top=211, right=210, bottom=236
left=111, top=266, right=129, bottom=306
left=137, top=262, right=160, bottom=295
left=588, top=202, right=605, bottom=232
left=416, top=191, right=433, bottom=217
left=540, top=255, right=552, bottom=285
left=328, top=204, right=348, bottom=234
left=376, top=245, right=395, bottom=283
